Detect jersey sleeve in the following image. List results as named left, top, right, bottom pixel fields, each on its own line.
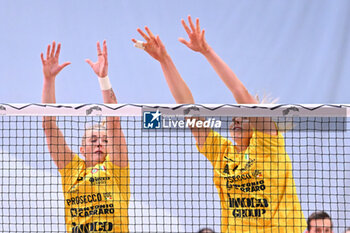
left=58, top=154, right=84, bottom=193
left=249, top=130, right=286, bottom=156
left=104, top=155, right=130, bottom=203
left=197, top=130, right=232, bottom=167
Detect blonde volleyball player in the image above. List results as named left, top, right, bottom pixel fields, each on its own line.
left=41, top=41, right=129, bottom=232
left=133, top=16, right=306, bottom=233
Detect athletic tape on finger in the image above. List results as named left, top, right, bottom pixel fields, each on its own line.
left=134, top=40, right=145, bottom=50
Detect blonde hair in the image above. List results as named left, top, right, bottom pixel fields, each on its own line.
left=254, top=93, right=295, bottom=132
left=254, top=93, right=279, bottom=104
left=82, top=123, right=107, bottom=145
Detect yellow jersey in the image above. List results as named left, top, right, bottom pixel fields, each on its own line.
left=59, top=155, right=130, bottom=233
left=198, top=130, right=307, bottom=233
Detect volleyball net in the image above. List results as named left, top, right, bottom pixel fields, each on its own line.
left=0, top=104, right=349, bottom=232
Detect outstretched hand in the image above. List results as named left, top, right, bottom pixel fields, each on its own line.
left=41, top=41, right=71, bottom=80
left=86, top=40, right=108, bottom=77
left=179, top=16, right=210, bottom=54
left=132, top=26, right=168, bottom=62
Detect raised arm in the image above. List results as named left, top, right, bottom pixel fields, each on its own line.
left=41, top=41, right=74, bottom=169
left=86, top=40, right=128, bottom=168
left=132, top=27, right=211, bottom=147
left=179, top=16, right=277, bottom=135
left=132, top=27, right=194, bottom=104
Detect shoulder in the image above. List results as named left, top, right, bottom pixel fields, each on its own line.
left=207, top=130, right=231, bottom=143
left=104, top=154, right=129, bottom=169
left=198, top=130, right=233, bottom=153
left=59, top=154, right=85, bottom=172
left=250, top=130, right=285, bottom=147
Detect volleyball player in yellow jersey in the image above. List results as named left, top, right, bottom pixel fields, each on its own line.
left=133, top=16, right=306, bottom=232
left=41, top=41, right=129, bottom=232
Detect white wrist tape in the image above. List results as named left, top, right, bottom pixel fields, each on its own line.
left=134, top=40, right=145, bottom=50
left=98, top=75, right=112, bottom=90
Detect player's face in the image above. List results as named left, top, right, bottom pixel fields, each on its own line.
left=308, top=219, right=333, bottom=233
left=80, top=129, right=108, bottom=165
left=229, top=117, right=252, bottom=144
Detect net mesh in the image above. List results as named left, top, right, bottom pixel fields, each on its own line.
left=0, top=104, right=349, bottom=232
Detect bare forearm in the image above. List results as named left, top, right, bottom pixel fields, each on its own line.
left=42, top=86, right=59, bottom=145
left=102, top=88, right=121, bottom=130
left=102, top=89, right=128, bottom=167
left=42, top=80, right=56, bottom=104
left=42, top=79, right=57, bottom=126
left=41, top=76, right=62, bottom=149
left=160, top=55, right=194, bottom=104
left=203, top=47, right=257, bottom=104
left=102, top=88, right=117, bottom=104
left=102, top=88, right=124, bottom=151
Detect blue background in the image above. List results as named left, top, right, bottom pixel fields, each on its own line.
left=0, top=1, right=349, bottom=232
left=1, top=0, right=350, bottom=104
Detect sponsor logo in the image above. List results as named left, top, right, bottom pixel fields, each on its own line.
left=0, top=105, right=6, bottom=115
left=183, top=106, right=200, bottom=115
left=252, top=170, right=263, bottom=178
left=70, top=204, right=115, bottom=218
left=225, top=173, right=253, bottom=183
left=225, top=170, right=263, bottom=190
left=232, top=180, right=266, bottom=193
left=232, top=208, right=267, bottom=218
left=240, top=159, right=255, bottom=172
left=86, top=106, right=102, bottom=115
left=69, top=184, right=78, bottom=193
left=103, top=192, right=113, bottom=201
left=71, top=221, right=113, bottom=233
left=89, top=176, right=111, bottom=185
left=228, top=195, right=269, bottom=218
left=69, top=175, right=86, bottom=193
left=223, top=158, right=255, bottom=175
left=66, top=193, right=102, bottom=206
left=91, top=168, right=98, bottom=174
left=282, top=106, right=299, bottom=116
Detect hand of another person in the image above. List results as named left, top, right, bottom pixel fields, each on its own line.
left=132, top=26, right=168, bottom=62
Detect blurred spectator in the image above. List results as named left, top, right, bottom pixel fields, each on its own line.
left=306, top=211, right=333, bottom=233
left=198, top=228, right=215, bottom=233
